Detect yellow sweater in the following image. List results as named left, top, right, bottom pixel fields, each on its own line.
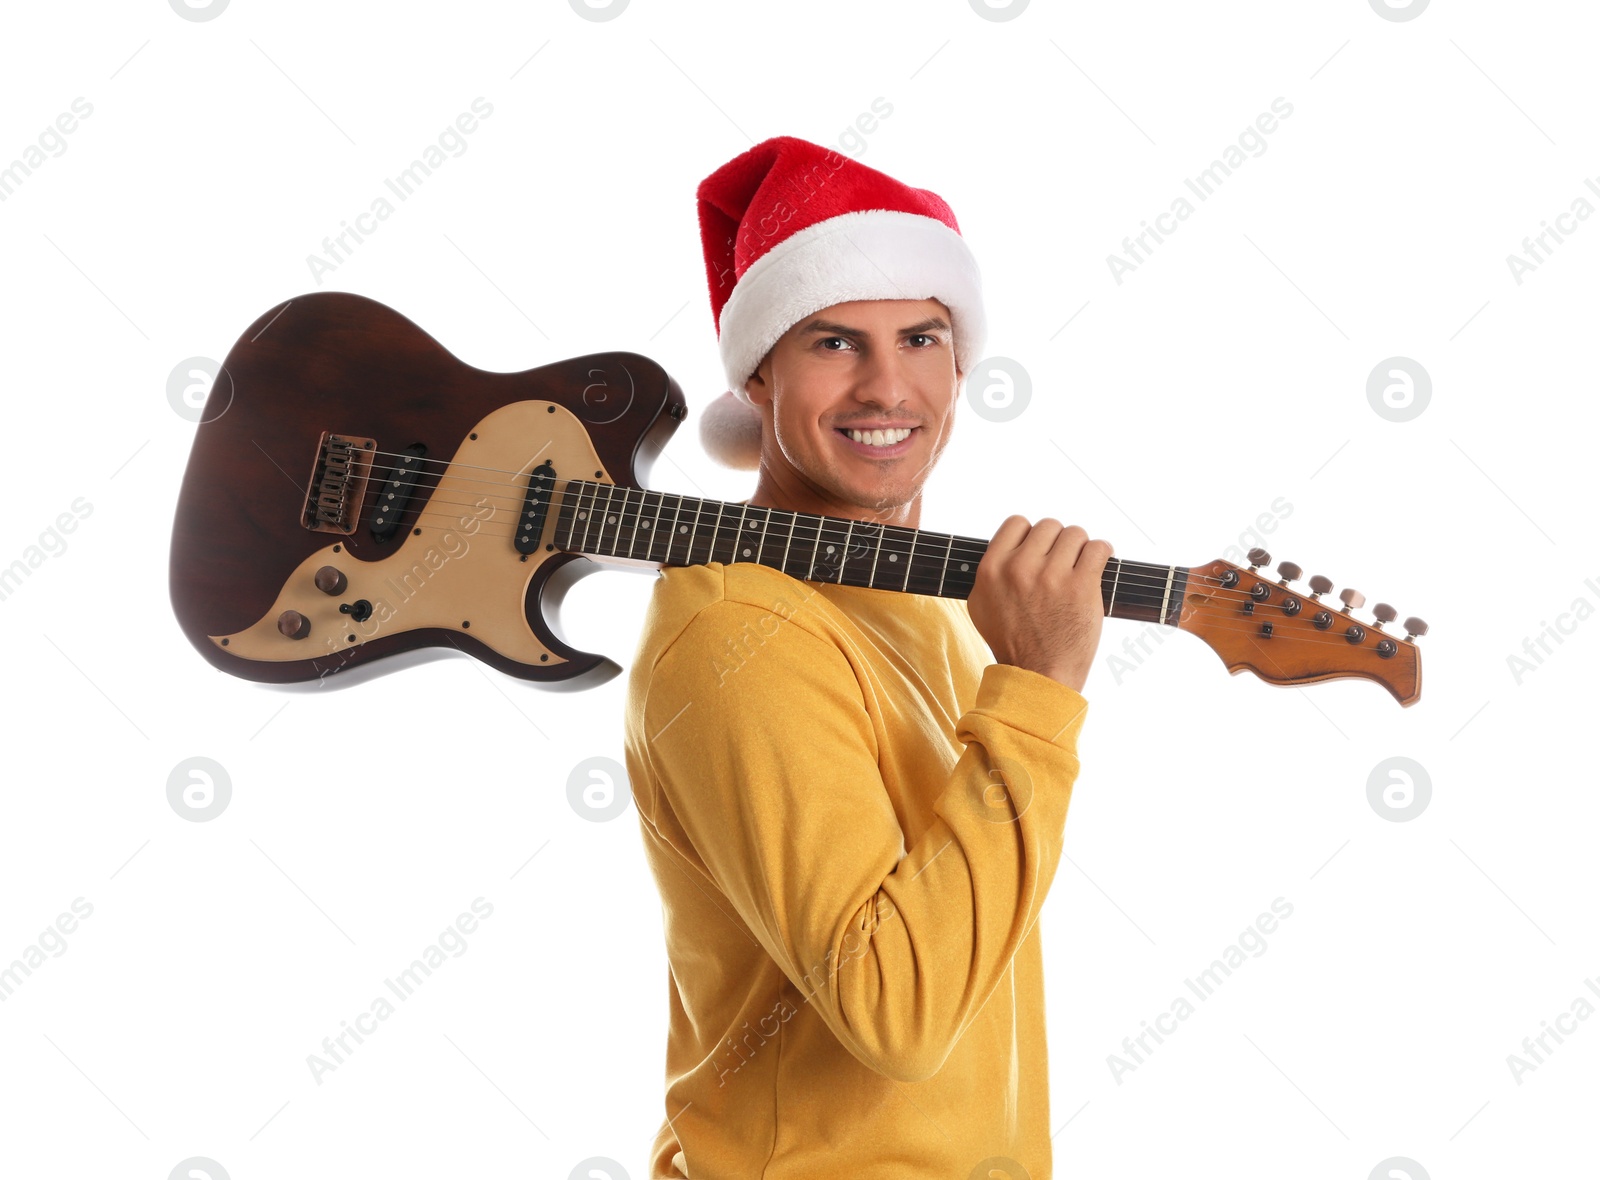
left=623, top=557, right=1089, bottom=1179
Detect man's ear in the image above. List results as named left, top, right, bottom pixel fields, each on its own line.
left=744, top=354, right=772, bottom=408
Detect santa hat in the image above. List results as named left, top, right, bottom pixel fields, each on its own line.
left=695, top=136, right=987, bottom=469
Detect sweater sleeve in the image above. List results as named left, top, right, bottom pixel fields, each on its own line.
left=640, top=597, right=1088, bottom=1084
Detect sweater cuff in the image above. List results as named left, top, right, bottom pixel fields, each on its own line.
left=973, top=663, right=1089, bottom=749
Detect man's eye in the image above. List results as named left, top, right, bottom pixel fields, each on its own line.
left=819, top=337, right=853, bottom=350
left=908, top=334, right=936, bottom=346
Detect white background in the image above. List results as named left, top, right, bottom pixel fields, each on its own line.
left=1, top=1, right=1595, bottom=1177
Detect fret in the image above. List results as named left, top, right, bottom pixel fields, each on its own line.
left=809, top=515, right=844, bottom=582
left=614, top=485, right=630, bottom=558
left=885, top=524, right=920, bottom=592
left=906, top=528, right=945, bottom=594
left=734, top=504, right=768, bottom=565
left=756, top=504, right=774, bottom=566
left=704, top=492, right=723, bottom=559
left=706, top=499, right=732, bottom=565
left=685, top=495, right=706, bottom=565
left=636, top=488, right=659, bottom=562
left=1108, top=558, right=1122, bottom=616
left=755, top=505, right=772, bottom=566
left=555, top=479, right=577, bottom=550
left=618, top=487, right=636, bottom=559
left=577, top=481, right=601, bottom=555
left=779, top=509, right=799, bottom=579
left=722, top=500, right=744, bottom=564
left=650, top=491, right=675, bottom=564
left=558, top=479, right=580, bottom=551
left=731, top=502, right=750, bottom=564
left=804, top=512, right=825, bottom=580
left=937, top=533, right=953, bottom=596
left=665, top=493, right=688, bottom=565
left=638, top=488, right=663, bottom=562
left=596, top=483, right=620, bottom=557
left=853, top=523, right=873, bottom=583
left=941, top=544, right=980, bottom=598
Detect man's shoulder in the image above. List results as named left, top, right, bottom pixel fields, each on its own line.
left=632, top=561, right=832, bottom=670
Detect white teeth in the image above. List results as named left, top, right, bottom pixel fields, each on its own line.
left=845, top=427, right=912, bottom=446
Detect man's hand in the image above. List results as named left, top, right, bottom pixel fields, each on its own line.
left=966, top=516, right=1114, bottom=694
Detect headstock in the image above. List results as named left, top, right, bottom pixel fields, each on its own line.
left=1177, top=549, right=1424, bottom=706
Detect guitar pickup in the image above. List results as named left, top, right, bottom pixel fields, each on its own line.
left=370, top=442, right=428, bottom=542
left=515, top=460, right=555, bottom=554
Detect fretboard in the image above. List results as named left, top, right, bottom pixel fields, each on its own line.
left=553, top=480, right=1187, bottom=625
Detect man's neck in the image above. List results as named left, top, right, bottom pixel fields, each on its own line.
left=744, top=466, right=922, bottom=530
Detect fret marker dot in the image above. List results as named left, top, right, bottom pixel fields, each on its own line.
left=960, top=562, right=969, bottom=571
left=642, top=520, right=652, bottom=529
left=888, top=554, right=897, bottom=562
left=741, top=547, right=750, bottom=556
left=578, top=511, right=587, bottom=520
left=678, top=525, right=688, bottom=532
left=607, top=515, right=615, bottom=523
left=826, top=545, right=836, bottom=554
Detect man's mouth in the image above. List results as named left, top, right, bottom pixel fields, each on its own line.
left=836, top=426, right=917, bottom=451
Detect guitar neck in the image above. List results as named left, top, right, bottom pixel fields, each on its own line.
left=553, top=480, right=1188, bottom=626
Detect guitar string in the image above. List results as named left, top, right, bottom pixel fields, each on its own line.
left=560, top=484, right=1379, bottom=614
left=342, top=443, right=1266, bottom=591
left=342, top=464, right=1260, bottom=596
left=355, top=495, right=1274, bottom=603
left=322, top=454, right=1390, bottom=613
left=339, top=449, right=1289, bottom=595
left=304, top=484, right=1412, bottom=655
left=347, top=511, right=1414, bottom=652
left=346, top=475, right=1377, bottom=612
left=347, top=517, right=1411, bottom=654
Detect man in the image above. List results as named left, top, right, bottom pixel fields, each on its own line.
left=622, top=136, right=1112, bottom=1179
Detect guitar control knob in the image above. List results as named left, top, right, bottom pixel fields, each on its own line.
left=277, top=610, right=311, bottom=640
left=1339, top=588, right=1365, bottom=613
left=1372, top=603, right=1397, bottom=629
left=1404, top=616, right=1429, bottom=641
left=315, top=565, right=348, bottom=595
left=1277, top=561, right=1302, bottom=584
left=1247, top=548, right=1270, bottom=570
left=1308, top=575, right=1333, bottom=599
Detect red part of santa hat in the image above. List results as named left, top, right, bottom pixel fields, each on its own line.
left=694, top=136, right=986, bottom=469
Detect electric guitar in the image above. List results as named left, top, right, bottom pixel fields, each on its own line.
left=169, top=293, right=1426, bottom=705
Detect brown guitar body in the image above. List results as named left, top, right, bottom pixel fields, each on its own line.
left=168, top=291, right=685, bottom=687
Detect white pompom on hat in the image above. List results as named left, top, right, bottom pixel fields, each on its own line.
left=694, top=136, right=987, bottom=470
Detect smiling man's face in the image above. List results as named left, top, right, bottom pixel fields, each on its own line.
left=741, top=297, right=962, bottom=527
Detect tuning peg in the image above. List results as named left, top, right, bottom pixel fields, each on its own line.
left=1276, top=561, right=1302, bottom=585
left=1339, top=588, right=1365, bottom=613
left=1308, top=575, right=1333, bottom=600
left=1247, top=548, right=1270, bottom=571
left=1371, top=603, right=1397, bottom=630
left=1404, top=616, right=1429, bottom=641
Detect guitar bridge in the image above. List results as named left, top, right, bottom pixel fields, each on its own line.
left=301, top=432, right=377, bottom=534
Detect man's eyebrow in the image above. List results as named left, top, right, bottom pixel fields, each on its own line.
left=799, top=316, right=951, bottom=337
